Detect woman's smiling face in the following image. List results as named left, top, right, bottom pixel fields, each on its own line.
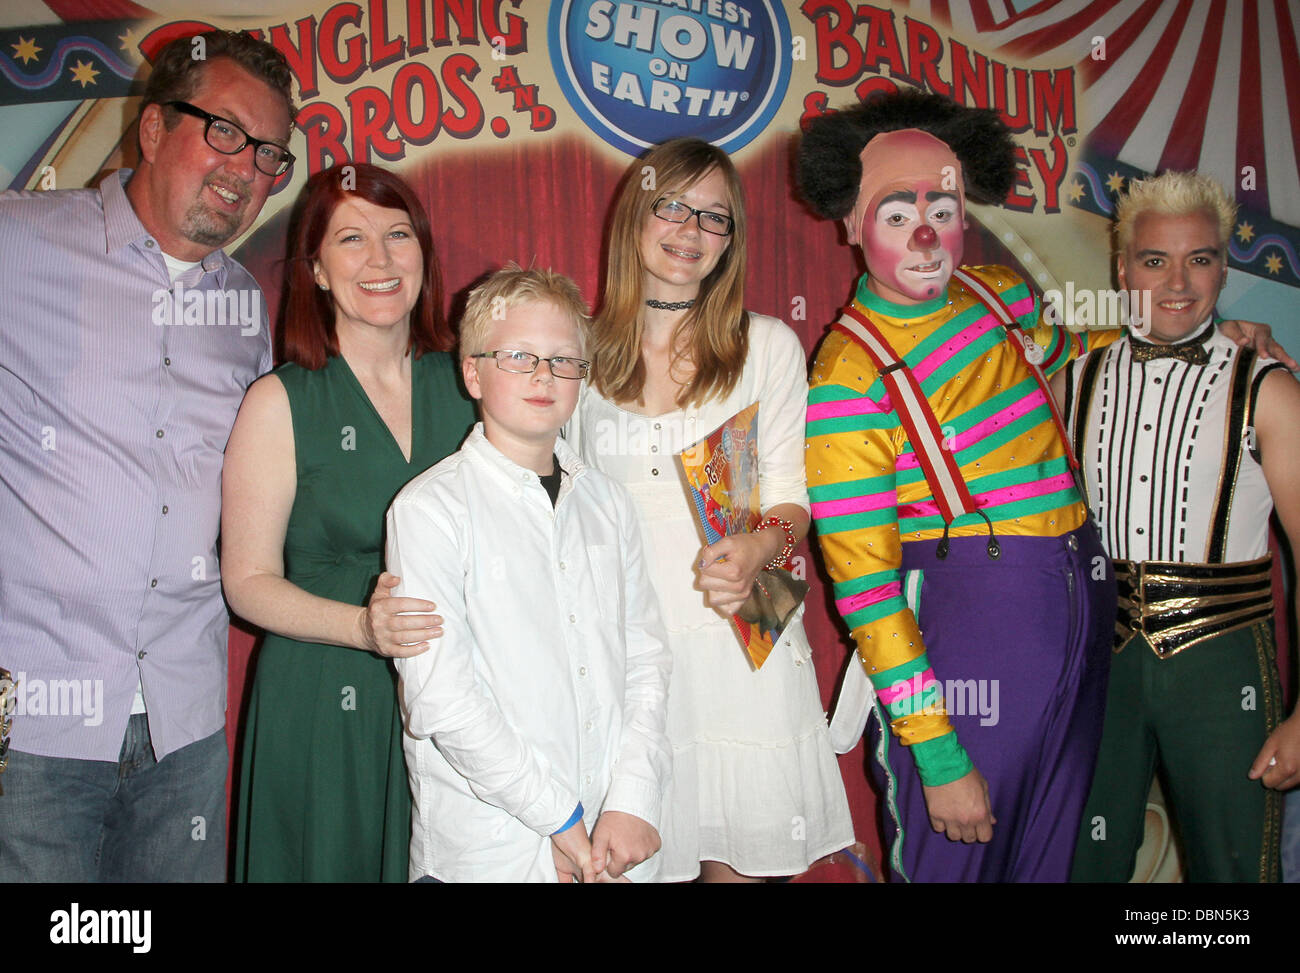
left=313, top=197, right=423, bottom=334
left=638, top=167, right=733, bottom=302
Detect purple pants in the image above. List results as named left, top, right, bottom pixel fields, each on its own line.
left=871, top=522, right=1115, bottom=882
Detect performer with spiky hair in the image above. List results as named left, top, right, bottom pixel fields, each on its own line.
left=1059, top=171, right=1300, bottom=882
left=797, top=89, right=1121, bottom=883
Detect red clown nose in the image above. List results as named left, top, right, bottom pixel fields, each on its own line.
left=911, top=224, right=938, bottom=249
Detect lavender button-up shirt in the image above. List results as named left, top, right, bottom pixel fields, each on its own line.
left=0, top=170, right=271, bottom=761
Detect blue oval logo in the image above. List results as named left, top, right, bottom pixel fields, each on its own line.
left=548, top=0, right=792, bottom=156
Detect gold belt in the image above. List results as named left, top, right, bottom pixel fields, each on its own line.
left=1113, top=554, right=1274, bottom=658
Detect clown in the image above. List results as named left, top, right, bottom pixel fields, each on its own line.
left=842, top=128, right=966, bottom=305
left=799, top=90, right=1122, bottom=883
left=799, top=91, right=1289, bottom=883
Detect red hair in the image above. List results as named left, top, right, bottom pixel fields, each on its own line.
left=281, top=163, right=452, bottom=368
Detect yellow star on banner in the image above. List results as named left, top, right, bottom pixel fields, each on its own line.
left=118, top=28, right=138, bottom=54
left=1264, top=252, right=1283, bottom=275
left=69, top=59, right=99, bottom=87
left=1105, top=171, right=1125, bottom=192
left=11, top=36, right=41, bottom=65
left=1067, top=181, right=1085, bottom=202
left=1236, top=221, right=1255, bottom=244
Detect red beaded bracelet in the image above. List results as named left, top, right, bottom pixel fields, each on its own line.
left=757, top=515, right=796, bottom=571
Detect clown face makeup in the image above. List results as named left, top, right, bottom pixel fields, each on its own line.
left=845, top=129, right=967, bottom=305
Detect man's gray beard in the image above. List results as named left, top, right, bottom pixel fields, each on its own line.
left=179, top=199, right=243, bottom=248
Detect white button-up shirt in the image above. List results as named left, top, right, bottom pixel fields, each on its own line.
left=388, top=425, right=672, bottom=882
left=1067, top=326, right=1275, bottom=563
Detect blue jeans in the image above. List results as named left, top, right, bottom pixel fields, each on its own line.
left=0, top=714, right=227, bottom=882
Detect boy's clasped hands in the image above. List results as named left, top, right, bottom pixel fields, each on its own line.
left=551, top=811, right=662, bottom=883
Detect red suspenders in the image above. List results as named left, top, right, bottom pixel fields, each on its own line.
left=833, top=270, right=1083, bottom=557
left=833, top=305, right=979, bottom=525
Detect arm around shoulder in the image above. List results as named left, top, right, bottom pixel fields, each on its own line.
left=1256, top=367, right=1300, bottom=671
left=222, top=376, right=438, bottom=653
left=1249, top=369, right=1300, bottom=789
left=1256, top=368, right=1300, bottom=549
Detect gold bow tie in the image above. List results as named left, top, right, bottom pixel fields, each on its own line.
left=1129, top=335, right=1210, bottom=365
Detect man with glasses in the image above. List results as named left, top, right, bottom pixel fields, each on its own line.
left=0, top=30, right=295, bottom=881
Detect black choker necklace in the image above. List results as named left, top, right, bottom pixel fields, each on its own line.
left=646, top=298, right=695, bottom=311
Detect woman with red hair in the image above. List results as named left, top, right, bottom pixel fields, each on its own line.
left=224, top=163, right=473, bottom=881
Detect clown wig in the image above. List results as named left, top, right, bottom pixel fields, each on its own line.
left=797, top=88, right=1017, bottom=220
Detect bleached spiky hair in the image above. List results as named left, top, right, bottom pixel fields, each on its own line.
left=1114, top=170, right=1236, bottom=254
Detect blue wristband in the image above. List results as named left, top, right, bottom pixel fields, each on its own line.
left=552, top=803, right=584, bottom=836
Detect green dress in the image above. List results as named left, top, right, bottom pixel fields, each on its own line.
left=234, top=351, right=474, bottom=882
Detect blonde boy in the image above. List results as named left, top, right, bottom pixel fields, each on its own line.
left=387, top=265, right=671, bottom=882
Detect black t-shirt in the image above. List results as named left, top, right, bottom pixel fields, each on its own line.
left=539, top=455, right=562, bottom=507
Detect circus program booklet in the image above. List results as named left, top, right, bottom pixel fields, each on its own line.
left=677, top=402, right=809, bottom=670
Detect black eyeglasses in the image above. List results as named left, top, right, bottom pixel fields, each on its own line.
left=166, top=101, right=295, bottom=177
left=652, top=197, right=734, bottom=236
left=470, top=350, right=590, bottom=380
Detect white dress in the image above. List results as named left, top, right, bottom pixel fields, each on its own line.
left=570, top=313, right=854, bottom=880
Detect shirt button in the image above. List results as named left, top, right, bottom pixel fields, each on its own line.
left=654, top=422, right=661, bottom=430
left=1143, top=423, right=1152, bottom=431
left=585, top=720, right=593, bottom=731
left=651, top=468, right=659, bottom=476
left=1066, top=534, right=1078, bottom=551
left=559, top=561, right=566, bottom=571
left=137, top=650, right=147, bottom=659
left=155, top=429, right=164, bottom=438
left=1140, top=474, right=1149, bottom=482
left=578, top=666, right=587, bottom=677
left=584, top=775, right=592, bottom=786
left=650, top=445, right=658, bottom=453
left=163, top=357, right=171, bottom=366
left=1136, top=527, right=1145, bottom=535
left=569, top=613, right=577, bottom=622
left=145, top=239, right=155, bottom=248
left=161, top=505, right=169, bottom=515
left=150, top=578, right=158, bottom=588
